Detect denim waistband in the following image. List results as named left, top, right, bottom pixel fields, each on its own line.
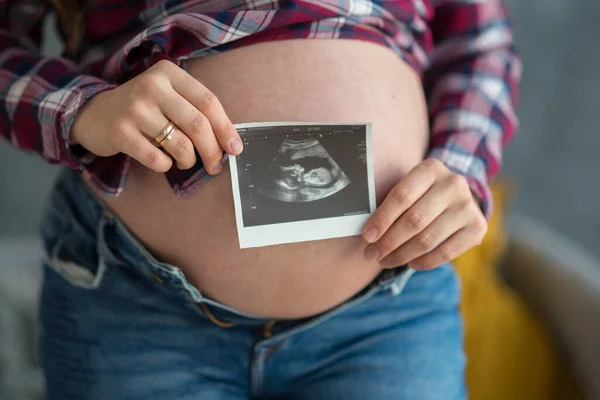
left=41, top=167, right=411, bottom=327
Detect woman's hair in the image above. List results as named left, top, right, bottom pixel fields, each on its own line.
left=44, top=0, right=84, bottom=55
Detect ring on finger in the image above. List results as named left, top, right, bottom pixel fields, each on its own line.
left=158, top=129, right=176, bottom=146
left=154, top=121, right=178, bottom=147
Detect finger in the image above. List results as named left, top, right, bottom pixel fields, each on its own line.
left=406, top=226, right=480, bottom=270
left=127, top=100, right=200, bottom=172
left=158, top=92, right=224, bottom=174
left=164, top=63, right=243, bottom=155
left=116, top=127, right=172, bottom=172
left=378, top=205, right=470, bottom=268
left=361, top=159, right=442, bottom=244
left=364, top=181, right=450, bottom=262
left=156, top=128, right=199, bottom=170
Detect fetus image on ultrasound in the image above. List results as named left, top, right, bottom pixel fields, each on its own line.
left=257, top=138, right=351, bottom=203
left=233, top=123, right=372, bottom=231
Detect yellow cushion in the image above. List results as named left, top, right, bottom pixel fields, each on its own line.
left=454, top=182, right=582, bottom=400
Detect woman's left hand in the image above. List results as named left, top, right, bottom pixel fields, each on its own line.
left=361, top=158, right=488, bottom=270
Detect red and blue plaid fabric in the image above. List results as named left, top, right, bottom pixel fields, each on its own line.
left=0, top=0, right=521, bottom=217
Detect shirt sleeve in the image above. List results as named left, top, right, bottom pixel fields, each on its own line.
left=424, top=0, right=522, bottom=218
left=0, top=2, right=116, bottom=174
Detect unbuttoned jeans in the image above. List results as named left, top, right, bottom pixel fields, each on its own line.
left=39, top=168, right=466, bottom=400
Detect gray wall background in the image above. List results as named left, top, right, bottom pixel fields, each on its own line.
left=1, top=1, right=599, bottom=257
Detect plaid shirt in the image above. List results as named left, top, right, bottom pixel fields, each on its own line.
left=0, top=0, right=521, bottom=217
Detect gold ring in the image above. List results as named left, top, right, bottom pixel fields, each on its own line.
left=154, top=121, right=177, bottom=146
left=159, top=129, right=176, bottom=145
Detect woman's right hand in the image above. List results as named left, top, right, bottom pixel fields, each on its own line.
left=71, top=59, right=243, bottom=174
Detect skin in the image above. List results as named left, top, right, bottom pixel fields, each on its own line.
left=361, top=158, right=487, bottom=270
left=72, top=40, right=487, bottom=318
left=72, top=59, right=243, bottom=174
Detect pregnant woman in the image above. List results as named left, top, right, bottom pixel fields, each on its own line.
left=1, top=1, right=520, bottom=399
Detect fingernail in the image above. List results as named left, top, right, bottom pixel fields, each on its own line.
left=364, top=245, right=381, bottom=262
left=363, top=228, right=378, bottom=243
left=229, top=138, right=243, bottom=154
left=211, top=161, right=223, bottom=174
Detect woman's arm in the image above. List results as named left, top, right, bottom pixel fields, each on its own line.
left=1, top=2, right=242, bottom=195
left=0, top=2, right=115, bottom=171
left=360, top=0, right=521, bottom=269
left=424, top=0, right=522, bottom=218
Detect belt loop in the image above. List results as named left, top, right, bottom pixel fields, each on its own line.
left=97, top=208, right=113, bottom=245
left=95, top=206, right=124, bottom=267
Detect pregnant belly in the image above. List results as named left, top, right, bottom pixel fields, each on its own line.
left=94, top=39, right=429, bottom=318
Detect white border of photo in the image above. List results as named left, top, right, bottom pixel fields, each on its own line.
left=229, top=121, right=375, bottom=248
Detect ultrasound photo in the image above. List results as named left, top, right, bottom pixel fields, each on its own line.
left=257, top=138, right=351, bottom=203
left=229, top=122, right=375, bottom=248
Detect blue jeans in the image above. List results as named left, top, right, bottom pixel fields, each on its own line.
left=39, top=168, right=466, bottom=400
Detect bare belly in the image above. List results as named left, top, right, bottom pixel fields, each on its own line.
left=92, top=39, right=429, bottom=318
